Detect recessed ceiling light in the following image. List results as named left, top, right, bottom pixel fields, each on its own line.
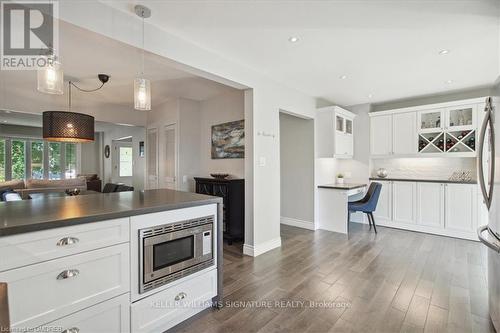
left=288, top=36, right=299, bottom=43
left=445, top=79, right=453, bottom=84
left=339, top=75, right=347, bottom=80
left=439, top=49, right=450, bottom=55
left=368, top=94, right=373, bottom=98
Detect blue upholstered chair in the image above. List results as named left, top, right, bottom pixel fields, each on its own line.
left=348, top=182, right=383, bottom=233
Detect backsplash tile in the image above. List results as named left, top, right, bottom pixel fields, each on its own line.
left=371, top=157, right=477, bottom=180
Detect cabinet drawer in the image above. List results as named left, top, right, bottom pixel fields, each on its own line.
left=38, top=294, right=130, bottom=333
left=0, top=218, right=129, bottom=272
left=131, top=269, right=217, bottom=333
left=1, top=243, right=130, bottom=330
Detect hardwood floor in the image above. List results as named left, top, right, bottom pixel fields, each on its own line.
left=174, top=224, right=495, bottom=333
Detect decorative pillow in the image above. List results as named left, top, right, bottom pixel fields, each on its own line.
left=0, top=179, right=25, bottom=191
left=1, top=190, right=22, bottom=202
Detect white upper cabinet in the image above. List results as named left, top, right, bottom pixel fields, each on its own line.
left=370, top=97, right=485, bottom=158
left=316, top=106, right=355, bottom=159
left=393, top=112, right=416, bottom=155
left=370, top=114, right=392, bottom=156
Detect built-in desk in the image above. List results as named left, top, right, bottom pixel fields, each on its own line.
left=318, top=183, right=367, bottom=234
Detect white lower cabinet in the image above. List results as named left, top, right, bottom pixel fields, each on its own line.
left=392, top=181, right=416, bottom=225
left=444, top=183, right=477, bottom=233
left=371, top=180, right=479, bottom=240
left=416, top=183, right=444, bottom=228
left=39, top=294, right=130, bottom=333
left=373, top=180, right=392, bottom=222
left=131, top=268, right=218, bottom=333
left=1, top=243, right=130, bottom=330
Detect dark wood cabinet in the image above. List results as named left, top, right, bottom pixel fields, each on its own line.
left=194, top=177, right=244, bottom=244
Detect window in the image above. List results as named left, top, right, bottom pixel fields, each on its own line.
left=31, top=141, right=44, bottom=179
left=119, top=146, right=133, bottom=177
left=0, top=138, right=80, bottom=181
left=11, top=140, right=25, bottom=180
left=65, top=143, right=76, bottom=179
left=48, top=142, right=61, bottom=180
left=0, top=140, right=5, bottom=182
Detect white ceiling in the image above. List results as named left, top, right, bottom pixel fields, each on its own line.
left=103, top=0, right=500, bottom=106
left=0, top=20, right=237, bottom=116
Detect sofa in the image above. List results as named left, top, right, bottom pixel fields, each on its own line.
left=0, top=178, right=88, bottom=199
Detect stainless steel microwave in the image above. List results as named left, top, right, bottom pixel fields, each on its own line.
left=139, top=215, right=214, bottom=293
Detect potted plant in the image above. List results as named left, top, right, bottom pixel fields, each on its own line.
left=337, top=173, right=344, bottom=184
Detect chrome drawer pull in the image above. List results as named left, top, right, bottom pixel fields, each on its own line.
left=174, top=292, right=187, bottom=301
left=57, top=237, right=79, bottom=246
left=56, top=269, right=80, bottom=280
left=61, top=327, right=80, bottom=333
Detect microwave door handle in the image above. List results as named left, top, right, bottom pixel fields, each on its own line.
left=478, top=97, right=495, bottom=210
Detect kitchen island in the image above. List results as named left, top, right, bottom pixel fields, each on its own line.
left=0, top=189, right=223, bottom=333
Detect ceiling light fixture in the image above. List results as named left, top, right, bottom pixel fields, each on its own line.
left=368, top=94, right=373, bottom=98
left=43, top=74, right=110, bottom=143
left=438, top=49, right=450, bottom=55
left=288, top=36, right=299, bottom=43
left=340, top=75, right=347, bottom=80
left=37, top=50, right=64, bottom=95
left=134, top=5, right=152, bottom=111
left=445, top=79, right=453, bottom=84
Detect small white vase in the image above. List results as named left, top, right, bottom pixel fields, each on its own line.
left=337, top=177, right=344, bottom=184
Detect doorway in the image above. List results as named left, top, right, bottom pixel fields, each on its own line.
left=279, top=112, right=315, bottom=231
left=112, top=138, right=133, bottom=185
left=163, top=123, right=178, bottom=190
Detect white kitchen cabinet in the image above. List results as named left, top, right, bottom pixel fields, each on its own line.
left=418, top=109, right=445, bottom=133
left=39, top=294, right=130, bottom=333
left=370, top=114, right=393, bottom=156
left=445, top=104, right=476, bottom=131
left=372, top=180, right=392, bottom=222
left=392, top=181, right=417, bottom=225
left=1, top=243, right=130, bottom=330
left=393, top=112, right=416, bottom=155
left=316, top=106, right=355, bottom=159
left=416, top=182, right=444, bottom=228
left=445, top=183, right=477, bottom=232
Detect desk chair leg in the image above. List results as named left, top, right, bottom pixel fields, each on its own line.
left=366, top=212, right=372, bottom=229
left=369, top=212, right=377, bottom=233
left=347, top=211, right=351, bottom=233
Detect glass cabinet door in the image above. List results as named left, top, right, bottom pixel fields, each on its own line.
left=345, top=118, right=353, bottom=135
left=418, top=109, right=443, bottom=132
left=446, top=105, right=475, bottom=130
left=336, top=115, right=344, bottom=132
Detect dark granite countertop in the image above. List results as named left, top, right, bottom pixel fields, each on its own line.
left=369, top=177, right=477, bottom=184
left=0, top=189, right=222, bottom=237
left=318, top=183, right=367, bottom=190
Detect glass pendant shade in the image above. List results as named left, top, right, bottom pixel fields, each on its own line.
left=37, top=61, right=64, bottom=95
left=134, top=78, right=151, bottom=110
left=43, top=111, right=94, bottom=142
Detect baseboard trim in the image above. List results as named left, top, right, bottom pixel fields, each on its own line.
left=280, top=216, right=315, bottom=230
left=243, top=237, right=282, bottom=257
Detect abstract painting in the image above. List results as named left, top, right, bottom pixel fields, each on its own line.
left=211, top=120, right=245, bottom=159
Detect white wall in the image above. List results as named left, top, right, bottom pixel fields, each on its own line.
left=178, top=99, right=202, bottom=192
left=279, top=113, right=314, bottom=224
left=199, top=91, right=245, bottom=178
left=59, top=2, right=317, bottom=256
left=80, top=132, right=101, bottom=176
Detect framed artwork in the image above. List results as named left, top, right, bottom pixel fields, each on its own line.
left=211, top=120, right=244, bottom=159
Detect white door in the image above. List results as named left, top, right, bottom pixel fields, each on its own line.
left=164, top=124, right=177, bottom=190
left=112, top=141, right=133, bottom=185
left=416, top=182, right=444, bottom=228
left=445, top=183, right=477, bottom=232
left=370, top=115, right=392, bottom=155
left=372, top=180, right=392, bottom=222
left=393, top=112, right=416, bottom=155
left=146, top=128, right=158, bottom=189
left=392, top=181, right=416, bottom=225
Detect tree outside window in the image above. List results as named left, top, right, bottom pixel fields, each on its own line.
left=11, top=140, right=25, bottom=180
left=65, top=143, right=77, bottom=179
left=49, top=142, right=62, bottom=180
left=0, top=140, right=5, bottom=182
left=31, top=141, right=44, bottom=179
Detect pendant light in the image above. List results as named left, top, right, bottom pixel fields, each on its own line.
left=134, top=5, right=152, bottom=111
left=43, top=74, right=109, bottom=143
left=37, top=54, right=64, bottom=95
